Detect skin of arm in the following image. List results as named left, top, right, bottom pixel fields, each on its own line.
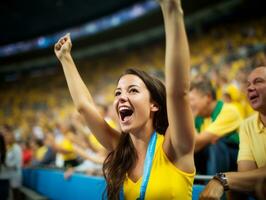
left=159, top=0, right=195, bottom=173
left=54, top=35, right=120, bottom=151
left=194, top=131, right=219, bottom=153
left=73, top=145, right=105, bottom=164
left=70, top=118, right=102, bottom=152
left=199, top=161, right=266, bottom=199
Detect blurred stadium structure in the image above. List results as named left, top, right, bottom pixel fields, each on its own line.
left=0, top=0, right=265, bottom=74
left=0, top=0, right=265, bottom=199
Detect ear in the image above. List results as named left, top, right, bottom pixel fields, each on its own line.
left=150, top=102, right=159, bottom=112
left=206, top=93, right=213, bottom=103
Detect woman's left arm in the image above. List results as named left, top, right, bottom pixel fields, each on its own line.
left=160, top=0, right=195, bottom=173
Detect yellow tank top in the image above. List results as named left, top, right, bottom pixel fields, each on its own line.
left=124, top=134, right=195, bottom=200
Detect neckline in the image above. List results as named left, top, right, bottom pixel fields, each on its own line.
left=126, top=133, right=161, bottom=185
left=127, top=175, right=142, bottom=185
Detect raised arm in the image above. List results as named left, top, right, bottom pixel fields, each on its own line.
left=160, top=0, right=195, bottom=172
left=54, top=34, right=120, bottom=151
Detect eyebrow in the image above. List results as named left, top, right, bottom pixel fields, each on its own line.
left=115, top=84, right=140, bottom=91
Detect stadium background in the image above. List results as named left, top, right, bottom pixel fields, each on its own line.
left=0, top=0, right=266, bottom=199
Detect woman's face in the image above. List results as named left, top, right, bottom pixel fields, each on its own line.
left=113, top=74, right=158, bottom=133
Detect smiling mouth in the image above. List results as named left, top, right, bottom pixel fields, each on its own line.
left=119, top=108, right=134, bottom=122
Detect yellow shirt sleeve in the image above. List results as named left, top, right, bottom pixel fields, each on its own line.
left=205, top=104, right=241, bottom=137
left=237, top=122, right=255, bottom=162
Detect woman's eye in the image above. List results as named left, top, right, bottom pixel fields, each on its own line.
left=129, top=89, right=138, bottom=93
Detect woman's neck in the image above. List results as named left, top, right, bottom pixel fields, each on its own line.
left=129, top=123, right=154, bottom=158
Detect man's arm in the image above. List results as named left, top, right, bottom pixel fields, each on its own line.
left=200, top=165, right=266, bottom=200
left=195, top=131, right=219, bottom=152
left=226, top=166, right=266, bottom=192
left=238, top=160, right=257, bottom=172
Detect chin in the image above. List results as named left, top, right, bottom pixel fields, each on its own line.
left=250, top=102, right=262, bottom=111
left=120, top=125, right=132, bottom=133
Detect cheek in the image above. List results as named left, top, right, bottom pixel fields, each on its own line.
left=133, top=96, right=151, bottom=116
left=112, top=100, right=119, bottom=116
left=260, top=87, right=266, bottom=99
left=198, top=100, right=206, bottom=111
left=190, top=100, right=198, bottom=109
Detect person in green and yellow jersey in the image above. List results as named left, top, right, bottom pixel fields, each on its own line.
left=189, top=79, right=242, bottom=175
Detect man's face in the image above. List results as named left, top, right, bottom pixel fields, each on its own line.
left=246, top=66, right=266, bottom=112
left=189, top=89, right=212, bottom=117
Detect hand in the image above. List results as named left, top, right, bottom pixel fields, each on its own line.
left=157, top=0, right=183, bottom=14
left=199, top=179, right=224, bottom=200
left=64, top=167, right=74, bottom=180
left=54, top=33, right=72, bottom=60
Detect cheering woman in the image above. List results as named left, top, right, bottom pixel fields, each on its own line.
left=54, top=0, right=195, bottom=199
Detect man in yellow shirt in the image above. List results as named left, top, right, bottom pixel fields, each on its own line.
left=189, top=80, right=242, bottom=175
left=200, top=66, right=266, bottom=199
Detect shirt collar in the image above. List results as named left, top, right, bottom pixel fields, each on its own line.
left=256, top=113, right=266, bottom=134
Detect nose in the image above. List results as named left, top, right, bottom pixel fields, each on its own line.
left=118, top=92, right=128, bottom=103
left=247, top=84, right=255, bottom=92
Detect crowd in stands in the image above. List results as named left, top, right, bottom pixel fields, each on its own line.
left=0, top=17, right=265, bottom=199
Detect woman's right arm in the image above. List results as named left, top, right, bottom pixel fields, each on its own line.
left=54, top=33, right=120, bottom=151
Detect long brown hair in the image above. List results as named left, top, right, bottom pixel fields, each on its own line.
left=103, top=68, right=168, bottom=199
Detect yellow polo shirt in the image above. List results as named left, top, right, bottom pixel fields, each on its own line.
left=238, top=113, right=266, bottom=168
left=200, top=103, right=242, bottom=137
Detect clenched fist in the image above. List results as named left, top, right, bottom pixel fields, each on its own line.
left=54, top=33, right=72, bottom=60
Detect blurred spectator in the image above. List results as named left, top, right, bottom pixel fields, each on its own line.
left=20, top=140, right=33, bottom=167
left=189, top=80, right=242, bottom=175
left=30, top=137, right=55, bottom=167
left=200, top=66, right=266, bottom=199
left=1, top=125, right=22, bottom=200
left=46, top=121, right=79, bottom=168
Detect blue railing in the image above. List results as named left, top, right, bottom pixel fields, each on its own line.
left=23, top=168, right=205, bottom=200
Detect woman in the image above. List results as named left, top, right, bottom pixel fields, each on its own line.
left=54, top=0, right=195, bottom=199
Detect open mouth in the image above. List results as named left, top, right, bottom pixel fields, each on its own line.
left=249, top=94, right=259, bottom=101
left=119, top=107, right=134, bottom=122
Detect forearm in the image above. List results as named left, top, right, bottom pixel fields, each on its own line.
left=194, top=139, right=207, bottom=153
left=59, top=53, right=95, bottom=109
left=160, top=1, right=190, bottom=95
left=73, top=145, right=104, bottom=164
left=194, top=132, right=218, bottom=153
left=226, top=166, right=266, bottom=192
left=160, top=1, right=194, bottom=157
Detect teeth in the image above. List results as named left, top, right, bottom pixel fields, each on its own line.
left=119, top=106, right=131, bottom=112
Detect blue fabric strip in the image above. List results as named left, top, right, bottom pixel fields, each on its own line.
left=120, top=131, right=157, bottom=200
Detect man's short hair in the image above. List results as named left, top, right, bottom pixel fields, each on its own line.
left=190, top=79, right=217, bottom=100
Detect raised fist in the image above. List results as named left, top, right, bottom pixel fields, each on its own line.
left=54, top=33, right=72, bottom=60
